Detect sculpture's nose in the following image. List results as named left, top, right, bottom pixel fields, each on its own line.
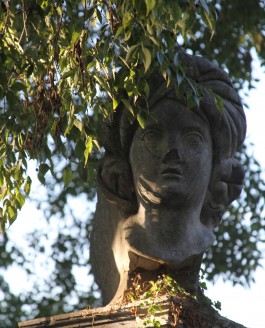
left=162, top=148, right=182, bottom=164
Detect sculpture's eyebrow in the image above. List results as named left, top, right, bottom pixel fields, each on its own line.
left=136, top=122, right=162, bottom=135
left=134, top=122, right=162, bottom=139
left=142, top=122, right=162, bottom=130
left=143, top=119, right=162, bottom=130
left=181, top=126, right=205, bottom=135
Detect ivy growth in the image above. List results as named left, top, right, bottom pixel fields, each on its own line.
left=123, top=274, right=222, bottom=327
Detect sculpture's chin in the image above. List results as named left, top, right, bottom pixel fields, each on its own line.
left=124, top=222, right=215, bottom=270
left=128, top=249, right=202, bottom=273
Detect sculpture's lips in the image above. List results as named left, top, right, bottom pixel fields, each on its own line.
left=161, top=167, right=182, bottom=176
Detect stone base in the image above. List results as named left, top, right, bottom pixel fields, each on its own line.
left=18, top=295, right=246, bottom=328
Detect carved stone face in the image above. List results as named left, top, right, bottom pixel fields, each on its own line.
left=124, top=98, right=215, bottom=268
left=129, top=98, right=213, bottom=209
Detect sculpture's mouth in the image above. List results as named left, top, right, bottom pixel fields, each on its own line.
left=161, top=167, right=182, bottom=176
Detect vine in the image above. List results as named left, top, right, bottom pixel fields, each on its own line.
left=123, top=273, right=222, bottom=327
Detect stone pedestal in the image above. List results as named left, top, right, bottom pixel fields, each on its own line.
left=18, top=295, right=246, bottom=328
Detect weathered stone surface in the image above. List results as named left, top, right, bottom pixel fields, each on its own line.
left=18, top=295, right=246, bottom=328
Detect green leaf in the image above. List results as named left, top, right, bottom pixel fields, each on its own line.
left=122, top=11, right=132, bottom=29
left=157, top=51, right=164, bottom=65
left=176, top=71, right=183, bottom=86
left=214, top=301, right=222, bottom=311
left=186, top=78, right=199, bottom=96
left=173, top=53, right=179, bottom=67
left=38, top=163, right=50, bottom=184
left=186, top=91, right=195, bottom=109
left=75, top=139, right=85, bottom=158
left=94, top=74, right=111, bottom=96
left=87, top=61, right=95, bottom=70
left=86, top=6, right=95, bottom=18
left=145, top=0, right=156, bottom=16
left=202, top=11, right=215, bottom=39
left=61, top=70, right=75, bottom=79
left=59, top=56, right=69, bottom=72
left=73, top=118, right=83, bottom=133
left=64, top=117, right=75, bottom=136
left=148, top=35, right=160, bottom=46
left=143, top=81, right=150, bottom=98
left=125, top=44, right=139, bottom=63
left=177, top=12, right=189, bottom=31
left=199, top=0, right=210, bottom=15
left=92, top=139, right=100, bottom=150
left=7, top=205, right=16, bottom=221
left=39, top=163, right=50, bottom=176
left=113, top=98, right=119, bottom=110
left=84, top=136, right=93, bottom=166
left=137, top=112, right=146, bottom=128
left=24, top=176, right=32, bottom=196
left=16, top=193, right=25, bottom=208
left=96, top=8, right=103, bottom=23
left=121, top=99, right=134, bottom=115
left=200, top=281, right=207, bottom=290
left=114, top=26, right=124, bottom=40
left=71, top=31, right=80, bottom=45
left=0, top=217, right=4, bottom=235
left=214, top=93, right=224, bottom=112
left=142, top=45, right=152, bottom=72
left=11, top=82, right=27, bottom=92
left=63, top=166, right=73, bottom=187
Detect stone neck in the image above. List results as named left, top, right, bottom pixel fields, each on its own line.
left=124, top=203, right=215, bottom=268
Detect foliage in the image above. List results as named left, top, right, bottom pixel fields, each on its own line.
left=123, top=274, right=221, bottom=327
left=191, top=0, right=265, bottom=91
left=204, top=143, right=265, bottom=285
left=124, top=274, right=190, bottom=303
left=0, top=0, right=217, bottom=228
left=124, top=274, right=190, bottom=327
left=0, top=0, right=265, bottom=326
left=0, top=195, right=98, bottom=325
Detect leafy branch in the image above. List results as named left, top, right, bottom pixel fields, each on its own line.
left=0, top=0, right=216, bottom=228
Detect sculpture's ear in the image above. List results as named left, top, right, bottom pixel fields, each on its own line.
left=202, top=158, right=245, bottom=228
left=97, top=155, right=137, bottom=214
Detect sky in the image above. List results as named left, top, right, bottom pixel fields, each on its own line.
left=4, top=58, right=265, bottom=328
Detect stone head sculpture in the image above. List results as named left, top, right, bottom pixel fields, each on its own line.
left=90, top=55, right=246, bottom=305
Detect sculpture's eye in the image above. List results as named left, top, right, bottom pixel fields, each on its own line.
left=140, top=128, right=162, bottom=158
left=183, top=132, right=204, bottom=146
left=141, top=128, right=162, bottom=142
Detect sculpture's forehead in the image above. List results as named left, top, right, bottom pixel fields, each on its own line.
left=145, top=98, right=210, bottom=131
